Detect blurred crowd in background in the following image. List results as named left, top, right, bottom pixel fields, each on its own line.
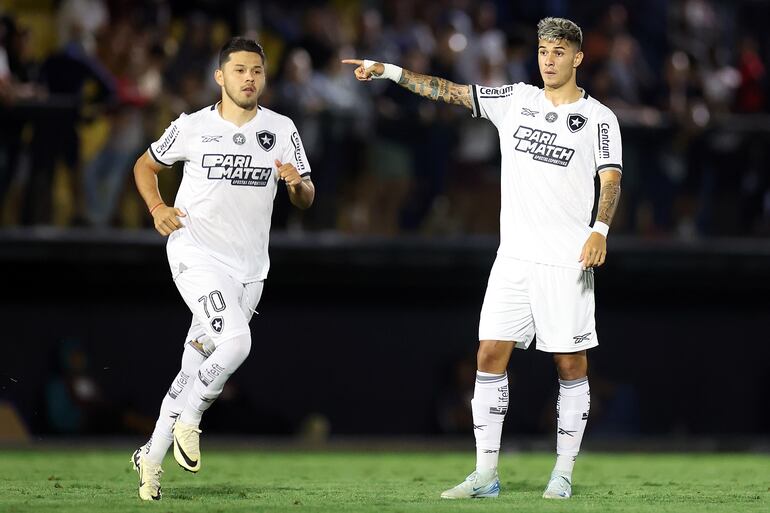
left=1, top=0, right=769, bottom=238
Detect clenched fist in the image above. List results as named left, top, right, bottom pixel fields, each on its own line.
left=152, top=204, right=186, bottom=236
left=275, top=159, right=302, bottom=187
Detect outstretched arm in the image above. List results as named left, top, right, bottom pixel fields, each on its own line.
left=397, top=69, right=472, bottom=109
left=579, top=169, right=622, bottom=269
left=341, top=59, right=472, bottom=110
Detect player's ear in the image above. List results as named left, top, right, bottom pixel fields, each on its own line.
left=215, top=68, right=225, bottom=87
left=573, top=50, right=584, bottom=69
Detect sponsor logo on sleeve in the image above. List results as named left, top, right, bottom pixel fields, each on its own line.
left=478, top=85, right=516, bottom=97
left=156, top=124, right=179, bottom=156
left=291, top=131, right=306, bottom=172
left=598, top=123, right=611, bottom=158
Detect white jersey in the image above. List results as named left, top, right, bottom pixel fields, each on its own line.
left=471, top=83, right=622, bottom=269
left=149, top=103, right=311, bottom=283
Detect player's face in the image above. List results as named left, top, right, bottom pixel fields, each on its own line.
left=537, top=39, right=583, bottom=89
left=217, top=51, right=266, bottom=110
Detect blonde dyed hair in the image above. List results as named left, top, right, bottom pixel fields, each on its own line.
left=537, top=17, right=583, bottom=49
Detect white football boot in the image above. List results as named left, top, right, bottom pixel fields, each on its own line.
left=131, top=446, right=163, bottom=501
left=173, top=421, right=202, bottom=472
left=440, top=469, right=500, bottom=499
left=542, top=471, right=572, bottom=499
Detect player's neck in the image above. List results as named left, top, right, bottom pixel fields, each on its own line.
left=543, top=81, right=582, bottom=106
left=217, top=100, right=258, bottom=127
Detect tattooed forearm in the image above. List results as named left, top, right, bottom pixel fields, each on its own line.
left=397, top=70, right=472, bottom=110
left=596, top=178, right=621, bottom=225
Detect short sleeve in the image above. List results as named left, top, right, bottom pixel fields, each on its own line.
left=593, top=110, right=623, bottom=174
left=282, top=120, right=311, bottom=177
left=471, top=83, right=524, bottom=128
left=148, top=114, right=188, bottom=166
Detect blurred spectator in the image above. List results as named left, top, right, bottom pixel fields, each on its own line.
left=352, top=48, right=431, bottom=235
left=20, top=36, right=116, bottom=225
left=83, top=24, right=162, bottom=227
left=505, top=32, right=532, bottom=84
left=735, top=36, right=765, bottom=113
left=45, top=337, right=116, bottom=433
left=296, top=6, right=339, bottom=73
left=45, top=336, right=152, bottom=434
left=604, top=33, right=654, bottom=107
left=164, top=12, right=214, bottom=94
left=57, top=0, right=109, bottom=56
left=0, top=14, right=39, bottom=219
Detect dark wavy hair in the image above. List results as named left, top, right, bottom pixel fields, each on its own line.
left=218, top=37, right=266, bottom=68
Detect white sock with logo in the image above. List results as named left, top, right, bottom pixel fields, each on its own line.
left=145, top=343, right=206, bottom=464
left=179, top=332, right=251, bottom=427
left=553, top=376, right=590, bottom=477
left=471, top=371, right=509, bottom=472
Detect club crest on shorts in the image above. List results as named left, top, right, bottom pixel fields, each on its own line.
left=210, top=316, right=224, bottom=334
left=568, top=113, right=587, bottom=133
left=257, top=130, right=276, bottom=151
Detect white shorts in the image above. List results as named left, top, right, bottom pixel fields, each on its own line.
left=478, top=256, right=598, bottom=353
left=174, top=262, right=263, bottom=356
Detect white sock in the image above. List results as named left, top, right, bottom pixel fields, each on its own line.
left=145, top=343, right=206, bottom=464
left=471, top=371, right=508, bottom=471
left=553, top=376, right=590, bottom=477
left=179, top=332, right=251, bottom=427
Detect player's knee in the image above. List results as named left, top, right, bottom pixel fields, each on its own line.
left=221, top=332, right=252, bottom=365
left=553, top=353, right=587, bottom=380
left=181, top=341, right=208, bottom=371
left=477, top=341, right=511, bottom=372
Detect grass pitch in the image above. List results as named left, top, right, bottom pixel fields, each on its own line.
left=1, top=449, right=768, bottom=512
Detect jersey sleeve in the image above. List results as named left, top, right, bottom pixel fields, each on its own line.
left=148, top=113, right=188, bottom=166
left=470, top=83, right=523, bottom=128
left=593, top=110, right=623, bottom=174
left=282, top=120, right=311, bottom=177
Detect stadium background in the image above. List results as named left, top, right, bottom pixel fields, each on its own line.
left=1, top=0, right=769, bottom=447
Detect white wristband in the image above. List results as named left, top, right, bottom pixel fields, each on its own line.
left=363, top=60, right=403, bottom=82
left=592, top=221, right=610, bottom=237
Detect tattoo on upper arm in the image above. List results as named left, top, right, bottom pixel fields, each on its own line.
left=596, top=179, right=621, bottom=225
left=398, top=70, right=472, bottom=109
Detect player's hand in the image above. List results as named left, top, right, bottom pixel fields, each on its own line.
left=152, top=205, right=186, bottom=237
left=579, top=232, right=607, bottom=269
left=340, top=59, right=384, bottom=81
left=275, top=159, right=302, bottom=189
